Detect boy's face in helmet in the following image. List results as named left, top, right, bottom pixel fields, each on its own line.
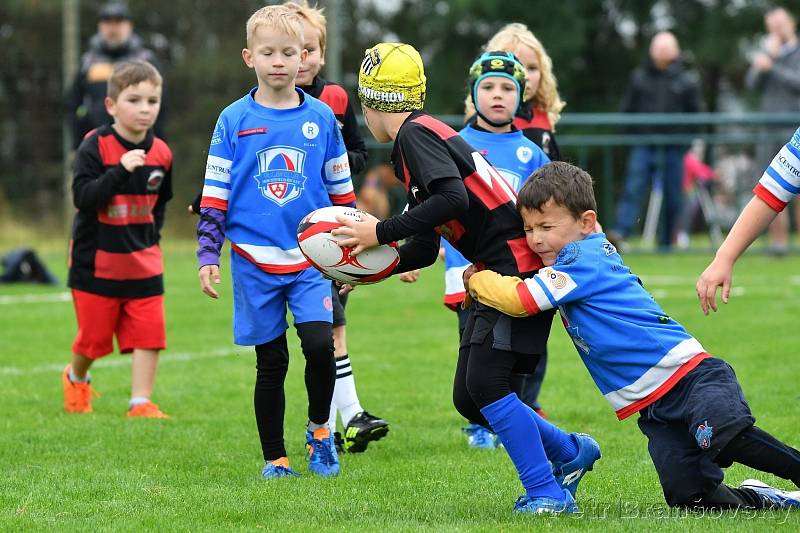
left=475, top=76, right=518, bottom=129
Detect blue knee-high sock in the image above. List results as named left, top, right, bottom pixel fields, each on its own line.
left=522, top=403, right=578, bottom=464
left=481, top=393, right=564, bottom=500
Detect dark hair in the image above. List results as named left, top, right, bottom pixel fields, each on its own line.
left=517, top=161, right=597, bottom=218
left=107, top=60, right=162, bottom=100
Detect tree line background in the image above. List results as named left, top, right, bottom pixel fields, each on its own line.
left=1, top=0, right=797, bottom=235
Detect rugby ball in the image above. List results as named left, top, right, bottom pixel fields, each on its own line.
left=297, top=206, right=400, bottom=285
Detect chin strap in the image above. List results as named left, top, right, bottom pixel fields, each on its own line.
left=475, top=108, right=514, bottom=128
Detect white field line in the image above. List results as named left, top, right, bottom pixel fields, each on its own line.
left=0, top=347, right=250, bottom=378
left=0, top=292, right=71, bottom=305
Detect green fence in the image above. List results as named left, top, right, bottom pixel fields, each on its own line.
left=361, top=112, right=800, bottom=249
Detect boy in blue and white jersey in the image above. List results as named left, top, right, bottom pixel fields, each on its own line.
left=196, top=5, right=355, bottom=480
left=466, top=161, right=800, bottom=510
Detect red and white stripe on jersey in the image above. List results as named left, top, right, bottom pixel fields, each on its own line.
left=231, top=242, right=310, bottom=274
left=444, top=263, right=469, bottom=309
left=201, top=154, right=232, bottom=210
left=517, top=276, right=554, bottom=315
left=606, top=339, right=709, bottom=420
left=754, top=142, right=800, bottom=212
left=324, top=153, right=356, bottom=204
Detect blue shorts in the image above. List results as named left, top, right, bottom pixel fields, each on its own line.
left=231, top=252, right=333, bottom=346
left=637, top=357, right=755, bottom=505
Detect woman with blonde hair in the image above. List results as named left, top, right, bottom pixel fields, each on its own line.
left=465, top=23, right=565, bottom=160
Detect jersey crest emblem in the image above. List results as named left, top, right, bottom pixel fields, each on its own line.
left=695, top=421, right=713, bottom=449
left=253, top=146, right=308, bottom=206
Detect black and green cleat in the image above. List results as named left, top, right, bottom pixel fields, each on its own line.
left=343, top=411, right=389, bottom=453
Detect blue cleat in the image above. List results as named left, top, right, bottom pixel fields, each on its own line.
left=462, top=423, right=501, bottom=449
left=514, top=489, right=579, bottom=514
left=306, top=429, right=340, bottom=477
left=739, top=479, right=800, bottom=509
left=261, top=461, right=300, bottom=479
left=552, top=433, right=601, bottom=497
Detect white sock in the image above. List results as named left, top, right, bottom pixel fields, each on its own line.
left=69, top=369, right=89, bottom=383
left=129, top=396, right=149, bottom=408
left=307, top=420, right=329, bottom=433
left=327, top=402, right=338, bottom=432
left=333, top=355, right=362, bottom=427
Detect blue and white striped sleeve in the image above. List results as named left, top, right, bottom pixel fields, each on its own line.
left=754, top=127, right=800, bottom=213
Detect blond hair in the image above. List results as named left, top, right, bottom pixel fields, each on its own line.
left=464, top=23, right=565, bottom=128
left=246, top=5, right=304, bottom=47
left=107, top=60, right=162, bottom=100
left=284, top=1, right=327, bottom=55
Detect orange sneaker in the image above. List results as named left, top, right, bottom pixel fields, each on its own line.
left=62, top=365, right=97, bottom=413
left=127, top=400, right=169, bottom=419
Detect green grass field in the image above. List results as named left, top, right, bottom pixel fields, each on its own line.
left=2, top=238, right=799, bottom=531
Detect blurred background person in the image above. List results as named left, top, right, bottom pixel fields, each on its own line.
left=609, top=32, right=703, bottom=251
left=67, top=2, right=166, bottom=148
left=746, top=6, right=800, bottom=255
left=675, top=138, right=719, bottom=249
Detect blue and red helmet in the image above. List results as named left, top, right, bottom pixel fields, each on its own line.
left=468, top=50, right=526, bottom=125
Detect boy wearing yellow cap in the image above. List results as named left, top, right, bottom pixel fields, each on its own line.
left=333, top=42, right=600, bottom=514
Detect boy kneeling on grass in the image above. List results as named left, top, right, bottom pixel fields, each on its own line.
left=464, top=161, right=800, bottom=510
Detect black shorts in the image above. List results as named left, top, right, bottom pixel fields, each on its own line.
left=637, top=357, right=756, bottom=505
left=460, top=302, right=554, bottom=370
left=331, top=281, right=348, bottom=327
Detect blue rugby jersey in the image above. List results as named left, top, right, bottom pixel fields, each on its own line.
left=442, top=125, right=549, bottom=308
left=199, top=88, right=355, bottom=273
left=754, top=127, right=800, bottom=212
left=468, top=233, right=709, bottom=420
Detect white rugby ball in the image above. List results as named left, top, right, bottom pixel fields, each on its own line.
left=297, top=206, right=400, bottom=285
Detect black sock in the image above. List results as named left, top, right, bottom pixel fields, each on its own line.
left=254, top=335, right=290, bottom=462
left=715, top=425, right=800, bottom=487
left=296, top=321, right=335, bottom=425
left=692, top=483, right=768, bottom=509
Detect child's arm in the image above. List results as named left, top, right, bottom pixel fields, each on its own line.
left=697, top=128, right=800, bottom=314
left=696, top=196, right=777, bottom=314
left=322, top=114, right=357, bottom=207
left=465, top=270, right=530, bottom=317
left=72, top=146, right=145, bottom=210
left=466, top=243, right=596, bottom=317
left=196, top=116, right=233, bottom=299
left=152, top=165, right=174, bottom=240
left=335, top=177, right=467, bottom=256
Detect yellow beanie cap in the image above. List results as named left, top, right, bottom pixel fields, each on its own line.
left=358, top=42, right=426, bottom=113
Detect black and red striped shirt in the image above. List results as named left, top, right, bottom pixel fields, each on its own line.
left=382, top=111, right=543, bottom=278
left=68, top=124, right=173, bottom=297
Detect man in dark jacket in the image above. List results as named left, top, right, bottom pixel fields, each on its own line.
left=610, top=32, right=702, bottom=250
left=68, top=2, right=165, bottom=148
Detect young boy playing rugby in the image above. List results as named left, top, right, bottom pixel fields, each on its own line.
left=196, top=5, right=355, bottom=479
left=465, top=161, right=800, bottom=509
left=63, top=60, right=172, bottom=418
left=284, top=0, right=389, bottom=454
left=335, top=42, right=600, bottom=514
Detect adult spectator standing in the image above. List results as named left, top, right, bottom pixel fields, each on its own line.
left=68, top=2, right=165, bottom=148
left=609, top=32, right=703, bottom=250
left=746, top=6, right=800, bottom=254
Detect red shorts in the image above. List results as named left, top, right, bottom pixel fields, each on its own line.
left=71, top=289, right=166, bottom=359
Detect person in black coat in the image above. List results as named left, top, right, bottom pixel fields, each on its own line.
left=610, top=32, right=703, bottom=250
left=67, top=2, right=166, bottom=148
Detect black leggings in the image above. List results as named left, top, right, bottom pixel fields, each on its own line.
left=665, top=425, right=800, bottom=509
left=253, top=321, right=335, bottom=462
left=452, top=324, right=534, bottom=428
